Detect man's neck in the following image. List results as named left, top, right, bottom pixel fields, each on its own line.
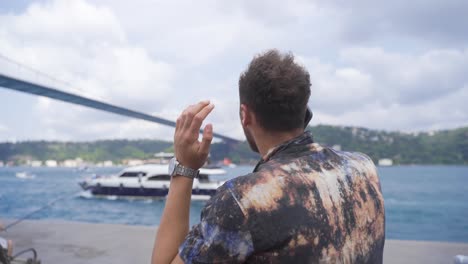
left=255, top=128, right=304, bottom=159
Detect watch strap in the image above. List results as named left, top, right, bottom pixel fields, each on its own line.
left=174, top=164, right=199, bottom=179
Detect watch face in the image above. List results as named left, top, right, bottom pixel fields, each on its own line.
left=168, top=158, right=176, bottom=175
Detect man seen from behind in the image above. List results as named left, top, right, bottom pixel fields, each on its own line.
left=152, top=49, right=386, bottom=263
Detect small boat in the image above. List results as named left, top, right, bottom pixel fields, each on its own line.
left=75, top=166, right=91, bottom=172
left=15, top=172, right=36, bottom=179
left=78, top=164, right=226, bottom=200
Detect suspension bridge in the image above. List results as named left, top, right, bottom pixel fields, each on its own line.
left=0, top=54, right=239, bottom=143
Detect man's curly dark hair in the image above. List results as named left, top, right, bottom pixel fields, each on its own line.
left=239, top=49, right=311, bottom=131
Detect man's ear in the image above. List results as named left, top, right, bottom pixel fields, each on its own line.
left=240, top=104, right=251, bottom=127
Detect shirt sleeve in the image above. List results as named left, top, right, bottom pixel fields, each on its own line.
left=179, top=183, right=254, bottom=263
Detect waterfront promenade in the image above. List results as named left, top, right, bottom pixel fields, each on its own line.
left=3, top=220, right=467, bottom=263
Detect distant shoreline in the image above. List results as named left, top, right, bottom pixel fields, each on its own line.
left=1, top=125, right=466, bottom=166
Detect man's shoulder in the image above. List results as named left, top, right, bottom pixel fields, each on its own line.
left=280, top=141, right=376, bottom=171
left=344, top=150, right=375, bottom=164
left=326, top=147, right=377, bottom=170
left=223, top=171, right=266, bottom=190
left=347, top=150, right=378, bottom=171
left=221, top=170, right=275, bottom=196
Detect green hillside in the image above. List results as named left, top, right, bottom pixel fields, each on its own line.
left=0, top=140, right=172, bottom=164
left=308, top=125, right=468, bottom=165
left=0, top=125, right=466, bottom=165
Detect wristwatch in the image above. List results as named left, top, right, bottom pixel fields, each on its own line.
left=168, top=158, right=199, bottom=179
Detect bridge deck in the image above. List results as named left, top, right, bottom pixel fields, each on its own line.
left=0, top=73, right=239, bottom=143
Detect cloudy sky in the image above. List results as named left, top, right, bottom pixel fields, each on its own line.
left=0, top=0, right=467, bottom=142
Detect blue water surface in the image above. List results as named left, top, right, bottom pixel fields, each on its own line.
left=0, top=165, right=467, bottom=243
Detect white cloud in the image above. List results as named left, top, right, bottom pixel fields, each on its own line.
left=340, top=47, right=468, bottom=105
left=298, top=56, right=374, bottom=114
left=0, top=0, right=179, bottom=140
left=0, top=0, right=467, bottom=142
left=5, top=0, right=124, bottom=44
left=315, top=84, right=468, bottom=131
left=0, top=0, right=174, bottom=107
left=323, top=0, right=468, bottom=46
left=301, top=47, right=468, bottom=131
left=0, top=124, right=8, bottom=133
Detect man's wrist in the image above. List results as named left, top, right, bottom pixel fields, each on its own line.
left=175, top=165, right=199, bottom=179
left=175, top=156, right=202, bottom=170
left=177, top=161, right=198, bottom=170
left=170, top=158, right=200, bottom=179
left=171, top=174, right=195, bottom=182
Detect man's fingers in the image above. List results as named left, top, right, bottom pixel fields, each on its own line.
left=183, top=101, right=210, bottom=130
left=181, top=106, right=193, bottom=130
left=178, top=108, right=189, bottom=131
left=191, top=100, right=210, bottom=114
left=190, top=103, right=215, bottom=133
left=176, top=116, right=182, bottom=131
left=199, top=124, right=213, bottom=156
left=175, top=116, right=182, bottom=142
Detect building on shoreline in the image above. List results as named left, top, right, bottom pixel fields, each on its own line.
left=62, top=158, right=85, bottom=167
left=45, top=160, right=58, bottom=167
left=30, top=160, right=42, bottom=167
left=378, top=158, right=394, bottom=166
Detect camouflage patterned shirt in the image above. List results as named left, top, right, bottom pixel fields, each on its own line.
left=179, top=131, right=385, bottom=263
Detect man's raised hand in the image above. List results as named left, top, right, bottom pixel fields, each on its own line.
left=174, top=101, right=215, bottom=170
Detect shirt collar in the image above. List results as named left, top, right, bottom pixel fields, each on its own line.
left=253, top=131, right=314, bottom=172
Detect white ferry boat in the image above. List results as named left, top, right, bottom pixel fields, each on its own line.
left=78, top=164, right=226, bottom=200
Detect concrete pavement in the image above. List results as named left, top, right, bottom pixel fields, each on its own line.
left=2, top=220, right=467, bottom=263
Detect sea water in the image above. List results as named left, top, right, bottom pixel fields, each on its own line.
left=0, top=165, right=467, bottom=243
